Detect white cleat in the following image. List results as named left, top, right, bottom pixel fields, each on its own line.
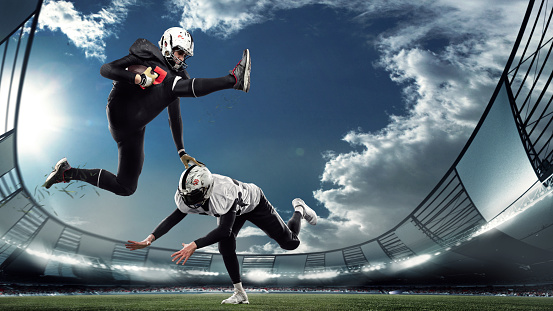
left=292, top=198, right=317, bottom=225
left=221, top=289, right=249, bottom=304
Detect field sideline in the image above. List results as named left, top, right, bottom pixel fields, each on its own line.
left=1, top=293, right=552, bottom=310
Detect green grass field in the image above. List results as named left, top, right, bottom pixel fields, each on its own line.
left=1, top=293, right=552, bottom=311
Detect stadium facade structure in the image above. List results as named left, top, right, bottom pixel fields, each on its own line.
left=1, top=0, right=553, bottom=287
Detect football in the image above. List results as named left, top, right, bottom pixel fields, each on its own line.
left=127, top=64, right=148, bottom=74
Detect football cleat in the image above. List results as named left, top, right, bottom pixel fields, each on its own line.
left=43, top=158, right=71, bottom=189
left=292, top=198, right=317, bottom=225
left=221, top=289, right=249, bottom=304
left=230, top=49, right=251, bottom=93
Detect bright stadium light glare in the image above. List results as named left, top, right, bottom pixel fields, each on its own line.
left=298, top=271, right=339, bottom=280
left=58, top=255, right=80, bottom=265
left=244, top=270, right=281, bottom=282
left=187, top=270, right=219, bottom=276
left=471, top=179, right=553, bottom=239
left=26, top=248, right=83, bottom=266
left=399, top=254, right=432, bottom=269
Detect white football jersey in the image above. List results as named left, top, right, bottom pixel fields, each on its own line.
left=174, top=174, right=261, bottom=216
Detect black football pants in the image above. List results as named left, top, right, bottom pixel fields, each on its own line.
left=218, top=192, right=302, bottom=284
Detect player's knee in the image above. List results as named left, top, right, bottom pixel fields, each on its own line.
left=218, top=241, right=236, bottom=256
left=115, top=185, right=136, bottom=196
left=280, top=240, right=300, bottom=251
left=219, top=246, right=236, bottom=257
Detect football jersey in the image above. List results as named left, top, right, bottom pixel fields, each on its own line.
left=174, top=174, right=261, bottom=216
left=103, top=38, right=190, bottom=132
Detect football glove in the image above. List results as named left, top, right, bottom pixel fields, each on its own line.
left=180, top=152, right=202, bottom=169
left=138, top=67, right=159, bottom=88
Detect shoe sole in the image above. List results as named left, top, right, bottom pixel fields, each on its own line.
left=303, top=205, right=317, bottom=225
left=242, top=49, right=251, bottom=93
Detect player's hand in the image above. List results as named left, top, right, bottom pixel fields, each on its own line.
left=180, top=153, right=202, bottom=169
left=125, top=239, right=151, bottom=251
left=171, top=242, right=197, bottom=265
left=138, top=67, right=158, bottom=88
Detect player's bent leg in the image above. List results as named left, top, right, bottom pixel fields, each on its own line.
left=53, top=165, right=137, bottom=196
left=172, top=49, right=251, bottom=97
left=287, top=211, right=302, bottom=236
left=249, top=194, right=301, bottom=250
left=172, top=75, right=235, bottom=98
left=219, top=236, right=243, bottom=284
left=218, top=238, right=249, bottom=304
left=96, top=169, right=137, bottom=196
left=102, top=126, right=145, bottom=196
left=279, top=236, right=300, bottom=250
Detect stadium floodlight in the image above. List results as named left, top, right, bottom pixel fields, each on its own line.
left=298, top=270, right=339, bottom=280
left=186, top=270, right=219, bottom=276
left=398, top=254, right=432, bottom=270
left=244, top=270, right=281, bottom=282
left=26, top=248, right=83, bottom=266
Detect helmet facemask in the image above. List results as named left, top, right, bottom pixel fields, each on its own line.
left=182, top=188, right=209, bottom=209
left=178, top=165, right=213, bottom=209
left=165, top=46, right=192, bottom=70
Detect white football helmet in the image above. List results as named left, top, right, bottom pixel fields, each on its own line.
left=158, top=27, right=194, bottom=70
left=178, top=165, right=214, bottom=209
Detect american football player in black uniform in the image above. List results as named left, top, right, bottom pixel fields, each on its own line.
left=43, top=27, right=251, bottom=196
left=125, top=165, right=318, bottom=304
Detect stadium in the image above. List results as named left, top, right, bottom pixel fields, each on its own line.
left=1, top=0, right=553, bottom=309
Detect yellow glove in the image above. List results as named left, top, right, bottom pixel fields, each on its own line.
left=180, top=153, right=202, bottom=169
left=138, top=67, right=159, bottom=88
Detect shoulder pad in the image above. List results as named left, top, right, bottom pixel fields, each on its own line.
left=129, top=38, right=165, bottom=62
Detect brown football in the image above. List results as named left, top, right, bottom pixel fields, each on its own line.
left=127, top=65, right=148, bottom=74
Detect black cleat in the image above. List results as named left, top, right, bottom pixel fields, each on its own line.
left=230, top=49, right=251, bottom=93
left=43, top=158, right=71, bottom=189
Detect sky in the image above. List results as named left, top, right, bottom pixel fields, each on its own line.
left=15, top=0, right=529, bottom=254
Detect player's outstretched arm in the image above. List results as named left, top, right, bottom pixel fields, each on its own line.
left=125, top=209, right=187, bottom=250
left=167, top=99, right=186, bottom=159
left=171, top=242, right=197, bottom=265
left=125, top=234, right=155, bottom=250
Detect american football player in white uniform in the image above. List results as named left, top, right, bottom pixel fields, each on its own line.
left=125, top=165, right=317, bottom=304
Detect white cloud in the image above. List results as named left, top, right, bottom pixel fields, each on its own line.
left=236, top=226, right=265, bottom=238
left=309, top=0, right=529, bottom=248
left=241, top=241, right=284, bottom=254
left=169, top=0, right=268, bottom=37
left=169, top=0, right=377, bottom=37
left=38, top=0, right=136, bottom=61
